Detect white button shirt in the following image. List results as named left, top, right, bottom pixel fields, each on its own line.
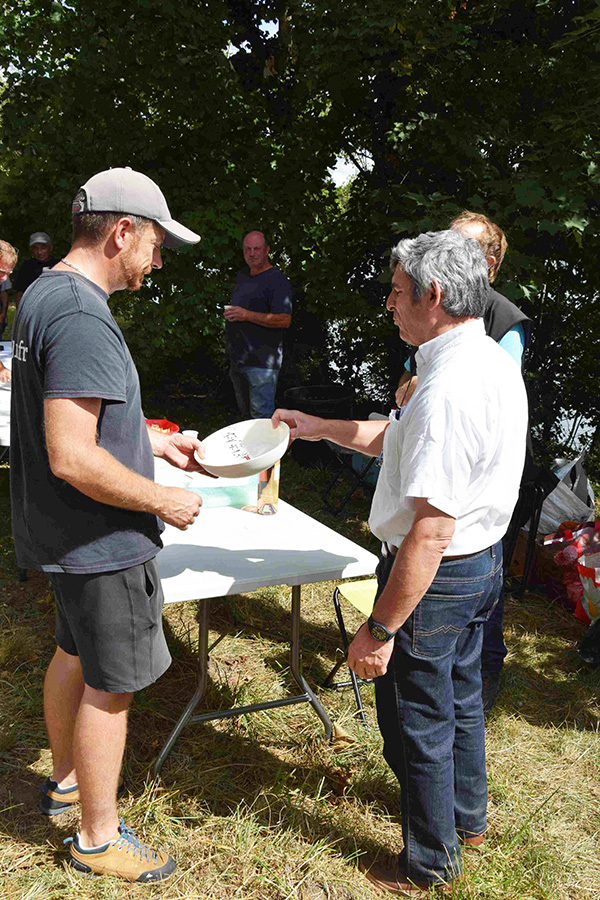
left=369, top=320, right=528, bottom=556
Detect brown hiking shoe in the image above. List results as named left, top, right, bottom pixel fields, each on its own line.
left=39, top=775, right=125, bottom=816
left=67, top=819, right=176, bottom=883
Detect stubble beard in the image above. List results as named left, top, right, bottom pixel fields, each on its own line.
left=120, top=246, right=147, bottom=292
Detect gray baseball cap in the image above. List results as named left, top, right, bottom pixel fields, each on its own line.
left=29, top=231, right=52, bottom=245
left=72, top=167, right=200, bottom=248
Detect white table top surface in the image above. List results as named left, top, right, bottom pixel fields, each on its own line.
left=0, top=343, right=11, bottom=379
left=157, top=496, right=378, bottom=605
left=0, top=343, right=11, bottom=444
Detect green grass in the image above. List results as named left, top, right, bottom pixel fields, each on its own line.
left=1, top=395, right=599, bottom=899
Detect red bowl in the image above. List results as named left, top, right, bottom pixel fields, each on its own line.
left=145, top=418, right=179, bottom=435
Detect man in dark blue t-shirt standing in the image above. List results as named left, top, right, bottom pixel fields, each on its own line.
left=10, top=167, right=205, bottom=883
left=225, top=231, right=292, bottom=418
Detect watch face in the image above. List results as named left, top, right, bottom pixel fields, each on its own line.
left=370, top=622, right=389, bottom=642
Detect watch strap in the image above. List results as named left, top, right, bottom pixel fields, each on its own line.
left=367, top=615, right=398, bottom=642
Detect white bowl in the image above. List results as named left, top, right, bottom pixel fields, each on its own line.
left=194, top=418, right=290, bottom=478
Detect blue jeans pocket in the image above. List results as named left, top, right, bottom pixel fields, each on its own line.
left=412, top=590, right=485, bottom=658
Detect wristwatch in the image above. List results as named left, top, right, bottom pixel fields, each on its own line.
left=367, top=615, right=398, bottom=643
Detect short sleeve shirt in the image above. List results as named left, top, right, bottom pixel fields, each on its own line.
left=9, top=270, right=162, bottom=574
left=225, top=265, right=292, bottom=369
left=369, top=321, right=528, bottom=556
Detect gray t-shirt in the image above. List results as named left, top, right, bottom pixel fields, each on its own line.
left=10, top=270, right=162, bottom=574
left=225, top=266, right=292, bottom=369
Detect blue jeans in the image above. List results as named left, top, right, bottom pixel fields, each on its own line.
left=229, top=364, right=279, bottom=419
left=481, top=583, right=507, bottom=675
left=374, top=542, right=503, bottom=884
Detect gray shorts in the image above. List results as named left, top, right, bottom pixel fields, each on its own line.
left=49, top=558, right=172, bottom=693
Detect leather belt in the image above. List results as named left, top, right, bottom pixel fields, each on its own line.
left=444, top=551, right=478, bottom=560
left=382, top=542, right=482, bottom=561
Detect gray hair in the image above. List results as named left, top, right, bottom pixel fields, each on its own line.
left=390, top=230, right=489, bottom=318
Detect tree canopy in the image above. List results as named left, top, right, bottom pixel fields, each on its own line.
left=1, top=0, right=599, bottom=465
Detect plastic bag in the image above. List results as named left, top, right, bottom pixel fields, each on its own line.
left=545, top=522, right=600, bottom=622
left=577, top=550, right=600, bottom=623
left=533, top=455, right=595, bottom=535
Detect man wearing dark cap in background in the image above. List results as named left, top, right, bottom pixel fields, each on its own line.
left=13, top=231, right=60, bottom=306
left=10, top=167, right=204, bottom=883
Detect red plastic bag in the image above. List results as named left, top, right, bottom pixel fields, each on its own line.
left=545, top=522, right=600, bottom=622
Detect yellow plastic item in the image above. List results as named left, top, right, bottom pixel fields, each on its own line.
left=336, top=579, right=378, bottom=618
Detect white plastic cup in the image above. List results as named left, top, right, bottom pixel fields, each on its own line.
left=182, top=430, right=199, bottom=438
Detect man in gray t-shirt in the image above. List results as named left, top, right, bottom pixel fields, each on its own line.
left=10, top=168, right=203, bottom=883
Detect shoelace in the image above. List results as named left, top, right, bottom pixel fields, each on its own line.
left=64, top=819, right=158, bottom=863
left=114, top=820, right=159, bottom=863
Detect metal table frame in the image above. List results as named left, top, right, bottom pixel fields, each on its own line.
left=152, top=583, right=331, bottom=778
left=151, top=493, right=378, bottom=779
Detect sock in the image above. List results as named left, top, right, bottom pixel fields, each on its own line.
left=75, top=832, right=110, bottom=852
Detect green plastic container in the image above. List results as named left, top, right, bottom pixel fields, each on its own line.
left=187, top=474, right=259, bottom=508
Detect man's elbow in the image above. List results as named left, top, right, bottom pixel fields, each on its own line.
left=47, top=451, right=73, bottom=482
left=47, top=445, right=86, bottom=484
left=412, top=510, right=456, bottom=555
left=434, top=533, right=454, bottom=556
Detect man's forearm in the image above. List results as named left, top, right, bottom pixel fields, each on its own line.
left=45, top=397, right=201, bottom=530
left=50, top=440, right=170, bottom=517
left=320, top=419, right=388, bottom=456
left=273, top=408, right=389, bottom=456
left=243, top=310, right=291, bottom=329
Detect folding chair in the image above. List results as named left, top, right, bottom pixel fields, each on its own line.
left=321, top=446, right=378, bottom=515
left=323, top=578, right=378, bottom=726
left=321, top=413, right=387, bottom=516
left=503, top=462, right=559, bottom=598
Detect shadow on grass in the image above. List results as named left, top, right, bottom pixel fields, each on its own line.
left=128, top=657, right=397, bottom=869
left=0, top=570, right=73, bottom=855
left=485, top=590, right=600, bottom=730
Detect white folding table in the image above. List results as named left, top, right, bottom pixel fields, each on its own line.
left=153, top=472, right=378, bottom=777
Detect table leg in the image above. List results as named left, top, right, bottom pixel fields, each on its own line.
left=152, top=585, right=334, bottom=777
left=289, top=585, right=333, bottom=740
left=152, top=598, right=210, bottom=780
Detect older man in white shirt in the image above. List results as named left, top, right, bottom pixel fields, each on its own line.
left=273, top=230, right=528, bottom=896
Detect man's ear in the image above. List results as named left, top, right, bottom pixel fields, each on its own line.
left=486, top=254, right=496, bottom=271
left=112, top=217, right=135, bottom=251
left=428, top=279, right=443, bottom=309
